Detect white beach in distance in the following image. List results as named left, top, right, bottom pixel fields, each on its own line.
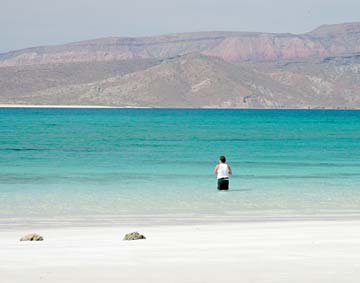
left=1, top=221, right=360, bottom=283
left=0, top=104, right=151, bottom=108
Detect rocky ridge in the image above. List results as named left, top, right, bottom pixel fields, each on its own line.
left=0, top=22, right=359, bottom=109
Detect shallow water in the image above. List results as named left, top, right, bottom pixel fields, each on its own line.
left=1, top=108, right=360, bottom=227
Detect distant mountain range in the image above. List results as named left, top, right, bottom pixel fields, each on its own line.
left=1, top=22, right=360, bottom=108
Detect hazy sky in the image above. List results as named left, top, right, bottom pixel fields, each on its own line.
left=1, top=0, right=360, bottom=53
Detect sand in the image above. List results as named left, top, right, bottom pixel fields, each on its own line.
left=0, top=104, right=152, bottom=108
left=1, top=221, right=360, bottom=283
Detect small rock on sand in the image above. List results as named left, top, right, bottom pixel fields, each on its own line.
left=20, top=233, right=44, bottom=241
left=123, top=232, right=146, bottom=241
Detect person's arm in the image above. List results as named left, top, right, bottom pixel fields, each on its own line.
left=228, top=165, right=232, bottom=175
left=214, top=164, right=219, bottom=175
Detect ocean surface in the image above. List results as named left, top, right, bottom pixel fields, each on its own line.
left=1, top=108, right=360, bottom=228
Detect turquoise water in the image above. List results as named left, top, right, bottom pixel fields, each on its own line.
left=1, top=108, right=360, bottom=227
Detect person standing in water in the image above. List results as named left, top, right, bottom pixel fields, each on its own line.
left=214, top=155, right=232, bottom=190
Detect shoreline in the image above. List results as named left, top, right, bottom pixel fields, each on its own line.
left=0, top=104, right=151, bottom=108
left=0, top=104, right=359, bottom=110
left=3, top=212, right=360, bottom=231
left=1, top=220, right=360, bottom=283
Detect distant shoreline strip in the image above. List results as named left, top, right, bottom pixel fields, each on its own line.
left=0, top=104, right=150, bottom=109
left=0, top=104, right=358, bottom=110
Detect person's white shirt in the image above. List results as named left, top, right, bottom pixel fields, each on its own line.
left=216, top=163, right=231, bottom=179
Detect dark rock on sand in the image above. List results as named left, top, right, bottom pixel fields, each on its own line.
left=123, top=232, right=146, bottom=241
left=20, top=233, right=44, bottom=241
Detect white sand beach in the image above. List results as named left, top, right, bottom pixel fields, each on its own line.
left=1, top=220, right=360, bottom=283
left=0, top=104, right=152, bottom=108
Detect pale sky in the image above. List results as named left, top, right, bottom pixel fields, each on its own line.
left=1, top=0, right=360, bottom=53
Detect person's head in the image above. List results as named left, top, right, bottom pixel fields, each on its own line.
left=219, top=156, right=226, bottom=163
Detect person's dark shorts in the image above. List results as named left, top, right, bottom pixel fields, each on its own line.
left=217, top=178, right=229, bottom=190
